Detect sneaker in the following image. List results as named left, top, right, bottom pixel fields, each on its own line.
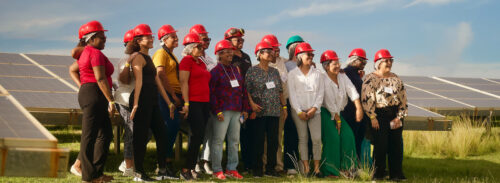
left=133, top=172, right=155, bottom=182
left=118, top=160, right=126, bottom=172
left=156, top=168, right=178, bottom=180
left=180, top=170, right=193, bottom=181
left=213, top=171, right=226, bottom=180
left=264, top=171, right=281, bottom=178
left=194, top=162, right=202, bottom=173
left=123, top=167, right=135, bottom=177
left=287, top=169, right=298, bottom=175
left=70, top=164, right=82, bottom=177
left=191, top=169, right=200, bottom=180
left=224, top=170, right=243, bottom=179
left=203, top=161, right=213, bottom=174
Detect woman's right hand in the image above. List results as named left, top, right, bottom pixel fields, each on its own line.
left=180, top=105, right=189, bottom=119
left=250, top=102, right=262, bottom=112
left=130, top=105, right=138, bottom=120
left=172, top=95, right=182, bottom=107
left=371, top=117, right=380, bottom=130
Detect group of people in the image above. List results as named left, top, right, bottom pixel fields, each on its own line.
left=68, top=20, right=408, bottom=182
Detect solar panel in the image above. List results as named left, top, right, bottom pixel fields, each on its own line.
left=401, top=76, right=500, bottom=109
left=405, top=87, right=472, bottom=109
left=407, top=103, right=444, bottom=118
left=440, top=77, right=500, bottom=96
left=0, top=77, right=74, bottom=92
left=9, top=91, right=79, bottom=109
left=0, top=53, right=32, bottom=64
left=0, top=96, right=48, bottom=139
left=24, top=54, right=74, bottom=66
left=0, top=64, right=52, bottom=77
left=44, top=65, right=71, bottom=79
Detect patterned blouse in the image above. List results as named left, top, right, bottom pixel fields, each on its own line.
left=361, top=72, right=408, bottom=120
left=245, top=65, right=283, bottom=117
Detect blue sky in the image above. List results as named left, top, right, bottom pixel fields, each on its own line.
left=0, top=0, right=498, bottom=78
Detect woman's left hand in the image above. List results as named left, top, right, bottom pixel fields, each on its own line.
left=356, top=108, right=364, bottom=122
left=169, top=104, right=175, bottom=119
left=393, top=117, right=403, bottom=129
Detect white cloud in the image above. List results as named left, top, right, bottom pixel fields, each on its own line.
left=265, top=0, right=388, bottom=24
left=404, top=0, right=462, bottom=8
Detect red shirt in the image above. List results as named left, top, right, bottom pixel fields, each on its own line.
left=179, top=55, right=211, bottom=102
left=78, top=46, right=114, bottom=88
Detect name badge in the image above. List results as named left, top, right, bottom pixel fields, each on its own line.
left=230, top=79, right=240, bottom=88
left=266, top=81, right=276, bottom=89
left=384, top=87, right=393, bottom=94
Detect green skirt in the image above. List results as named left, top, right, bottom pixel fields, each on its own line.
left=320, top=107, right=358, bottom=176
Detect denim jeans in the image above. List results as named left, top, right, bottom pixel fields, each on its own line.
left=210, top=110, right=241, bottom=172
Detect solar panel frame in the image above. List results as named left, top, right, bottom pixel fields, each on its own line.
left=0, top=64, right=52, bottom=77
left=9, top=91, right=79, bottom=109
left=0, top=96, right=50, bottom=139
left=0, top=77, right=75, bottom=92
left=24, top=54, right=74, bottom=66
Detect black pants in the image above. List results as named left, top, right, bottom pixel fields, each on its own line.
left=252, top=116, right=279, bottom=175
left=341, top=110, right=368, bottom=160
left=184, top=101, right=210, bottom=169
left=370, top=106, right=404, bottom=179
left=78, top=83, right=113, bottom=181
left=130, top=85, right=168, bottom=173
left=240, top=117, right=254, bottom=170
left=283, top=100, right=299, bottom=170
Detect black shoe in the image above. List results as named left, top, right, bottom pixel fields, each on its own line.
left=156, top=168, right=178, bottom=180
left=180, top=170, right=193, bottom=181
left=314, top=172, right=324, bottom=178
left=390, top=175, right=407, bottom=182
left=253, top=170, right=264, bottom=178
left=264, top=171, right=281, bottom=178
left=133, top=172, right=156, bottom=182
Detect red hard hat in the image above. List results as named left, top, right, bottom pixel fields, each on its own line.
left=158, top=24, right=177, bottom=40
left=254, top=41, right=273, bottom=55
left=374, top=49, right=393, bottom=62
left=214, top=40, right=235, bottom=55
left=123, top=29, right=134, bottom=43
left=224, top=27, right=245, bottom=39
left=133, top=24, right=153, bottom=37
left=320, top=50, right=339, bottom=63
left=261, top=34, right=281, bottom=47
left=294, top=42, right=315, bottom=56
left=189, top=24, right=208, bottom=35
left=78, top=20, right=107, bottom=39
left=349, top=48, right=367, bottom=60
left=183, top=33, right=202, bottom=46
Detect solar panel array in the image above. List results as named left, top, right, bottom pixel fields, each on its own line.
left=1, top=52, right=499, bottom=130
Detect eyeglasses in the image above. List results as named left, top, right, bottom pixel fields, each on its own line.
left=142, top=35, right=154, bottom=40
left=220, top=50, right=233, bottom=54
left=260, top=49, right=274, bottom=54
left=194, top=44, right=204, bottom=50
left=306, top=53, right=314, bottom=57
left=202, top=37, right=211, bottom=42
left=382, top=58, right=394, bottom=63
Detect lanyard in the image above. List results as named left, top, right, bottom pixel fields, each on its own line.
left=221, top=63, right=237, bottom=81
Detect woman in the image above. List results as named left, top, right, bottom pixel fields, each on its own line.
left=361, top=49, right=407, bottom=181
left=287, top=42, right=324, bottom=177
left=245, top=41, right=287, bottom=178
left=190, top=24, right=215, bottom=175
left=127, top=24, right=175, bottom=181
left=209, top=40, right=250, bottom=180
left=69, top=20, right=114, bottom=183
left=319, top=50, right=363, bottom=178
left=178, top=33, right=211, bottom=181
left=115, top=29, right=142, bottom=177
left=152, top=24, right=181, bottom=178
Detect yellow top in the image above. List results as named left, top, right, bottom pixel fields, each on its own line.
left=153, top=48, right=181, bottom=93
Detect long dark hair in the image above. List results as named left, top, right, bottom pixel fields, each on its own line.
left=77, top=38, right=87, bottom=47
left=125, top=36, right=142, bottom=54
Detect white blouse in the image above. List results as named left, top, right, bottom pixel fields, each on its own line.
left=114, top=57, right=136, bottom=107
left=322, top=72, right=359, bottom=119
left=287, top=66, right=324, bottom=115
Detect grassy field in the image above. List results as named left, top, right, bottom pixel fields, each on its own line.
left=2, top=118, right=500, bottom=183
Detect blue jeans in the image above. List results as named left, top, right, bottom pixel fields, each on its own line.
left=210, top=110, right=241, bottom=172
left=158, top=93, right=181, bottom=159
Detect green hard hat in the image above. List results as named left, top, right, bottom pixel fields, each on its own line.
left=286, top=35, right=304, bottom=49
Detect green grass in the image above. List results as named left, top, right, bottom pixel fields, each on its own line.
left=2, top=124, right=500, bottom=182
